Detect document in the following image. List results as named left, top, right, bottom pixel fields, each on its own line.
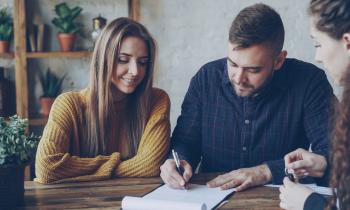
left=121, top=184, right=235, bottom=210
left=265, top=183, right=333, bottom=196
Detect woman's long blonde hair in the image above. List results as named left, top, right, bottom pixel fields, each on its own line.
left=82, top=17, right=156, bottom=157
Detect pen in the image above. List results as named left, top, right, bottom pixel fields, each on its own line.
left=172, top=149, right=187, bottom=189
left=284, top=168, right=295, bottom=182
left=172, top=149, right=184, bottom=175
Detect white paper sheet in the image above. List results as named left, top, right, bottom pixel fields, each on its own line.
left=122, top=196, right=206, bottom=210
left=121, top=184, right=235, bottom=210
left=265, top=183, right=333, bottom=196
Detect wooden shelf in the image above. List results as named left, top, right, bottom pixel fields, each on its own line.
left=26, top=51, right=92, bottom=59
left=0, top=52, right=14, bottom=59
left=29, top=117, right=48, bottom=126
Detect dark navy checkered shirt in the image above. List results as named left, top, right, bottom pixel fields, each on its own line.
left=171, top=58, right=334, bottom=184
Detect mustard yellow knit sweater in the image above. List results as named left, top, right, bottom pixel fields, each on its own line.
left=35, top=88, right=170, bottom=184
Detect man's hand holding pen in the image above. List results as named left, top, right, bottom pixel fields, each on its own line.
left=172, top=150, right=189, bottom=190
left=160, top=150, right=193, bottom=190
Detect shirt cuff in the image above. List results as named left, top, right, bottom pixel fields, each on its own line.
left=167, top=151, right=192, bottom=166
left=264, top=159, right=285, bottom=184
left=304, top=193, right=327, bottom=210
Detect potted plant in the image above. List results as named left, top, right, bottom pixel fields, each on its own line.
left=0, top=115, right=40, bottom=208
left=0, top=7, right=13, bottom=53
left=39, top=68, right=66, bottom=116
left=52, top=2, right=83, bottom=51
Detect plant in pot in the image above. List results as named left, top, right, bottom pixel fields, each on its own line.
left=0, top=115, right=40, bottom=208
left=0, top=7, right=13, bottom=53
left=39, top=68, right=66, bottom=116
left=52, top=2, right=83, bottom=51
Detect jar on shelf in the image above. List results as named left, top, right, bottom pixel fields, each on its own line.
left=91, top=15, right=107, bottom=45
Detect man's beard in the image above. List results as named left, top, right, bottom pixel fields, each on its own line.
left=230, top=66, right=275, bottom=97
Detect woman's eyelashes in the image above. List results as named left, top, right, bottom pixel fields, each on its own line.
left=118, top=56, right=129, bottom=64
left=138, top=58, right=149, bottom=66
left=118, top=57, right=148, bottom=66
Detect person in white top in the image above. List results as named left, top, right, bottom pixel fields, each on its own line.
left=279, top=0, right=350, bottom=209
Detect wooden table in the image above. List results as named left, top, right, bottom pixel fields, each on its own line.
left=22, top=174, right=281, bottom=209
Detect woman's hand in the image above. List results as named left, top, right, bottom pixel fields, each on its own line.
left=279, top=177, right=314, bottom=210
left=284, top=148, right=327, bottom=178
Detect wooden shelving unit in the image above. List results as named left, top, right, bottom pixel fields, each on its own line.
left=11, top=0, right=141, bottom=128
left=10, top=0, right=141, bottom=180
left=29, top=117, right=48, bottom=126
left=0, top=53, right=14, bottom=59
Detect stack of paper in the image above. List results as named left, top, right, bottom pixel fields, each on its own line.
left=122, top=184, right=235, bottom=210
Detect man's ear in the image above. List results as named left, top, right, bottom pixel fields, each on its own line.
left=342, top=33, right=350, bottom=54
left=274, top=50, right=288, bottom=71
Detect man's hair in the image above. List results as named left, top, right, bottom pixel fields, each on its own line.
left=309, top=0, right=350, bottom=40
left=229, top=3, right=285, bottom=54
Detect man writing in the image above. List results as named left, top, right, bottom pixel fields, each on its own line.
left=160, top=3, right=333, bottom=191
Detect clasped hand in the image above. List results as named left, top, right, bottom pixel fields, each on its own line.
left=284, top=148, right=327, bottom=179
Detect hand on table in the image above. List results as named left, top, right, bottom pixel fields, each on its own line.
left=206, top=164, right=272, bottom=192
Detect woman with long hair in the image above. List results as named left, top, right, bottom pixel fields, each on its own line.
left=279, top=0, right=350, bottom=209
left=35, top=17, right=171, bottom=184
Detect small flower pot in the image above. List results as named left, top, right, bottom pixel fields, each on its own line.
left=0, top=40, right=10, bottom=53
left=0, top=164, right=25, bottom=208
left=40, top=97, right=56, bottom=116
left=57, top=33, right=76, bottom=52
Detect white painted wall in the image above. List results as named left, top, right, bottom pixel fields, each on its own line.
left=141, top=0, right=339, bottom=129
left=0, top=0, right=340, bottom=130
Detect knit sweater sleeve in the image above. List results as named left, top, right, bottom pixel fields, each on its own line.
left=115, top=89, right=171, bottom=177
left=35, top=92, right=121, bottom=184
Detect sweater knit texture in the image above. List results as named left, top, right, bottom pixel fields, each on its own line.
left=35, top=88, right=170, bottom=184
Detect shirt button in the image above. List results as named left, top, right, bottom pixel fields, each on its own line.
left=242, top=146, right=247, bottom=151
left=244, top=119, right=250, bottom=124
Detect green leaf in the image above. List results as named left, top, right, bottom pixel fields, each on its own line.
left=70, top=7, right=83, bottom=20
left=0, top=7, right=13, bottom=41
left=55, top=3, right=70, bottom=19
left=39, top=68, right=66, bottom=97
left=0, top=115, right=40, bottom=166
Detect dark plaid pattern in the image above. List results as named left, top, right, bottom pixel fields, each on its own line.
left=171, top=58, right=334, bottom=184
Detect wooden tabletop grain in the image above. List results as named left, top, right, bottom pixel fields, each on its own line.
left=21, top=174, right=282, bottom=210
